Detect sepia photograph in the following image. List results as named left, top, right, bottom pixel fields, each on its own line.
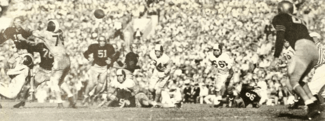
left=0, top=0, right=325, bottom=120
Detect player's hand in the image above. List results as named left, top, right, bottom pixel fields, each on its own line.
left=88, top=57, right=94, bottom=62
left=270, top=58, right=280, bottom=69
left=106, top=58, right=111, bottom=65
left=16, top=34, right=26, bottom=41
left=151, top=60, right=157, bottom=66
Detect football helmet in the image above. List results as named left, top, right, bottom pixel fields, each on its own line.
left=154, top=44, right=163, bottom=58
left=154, top=44, right=164, bottom=52
left=47, top=20, right=60, bottom=32
left=116, top=69, right=126, bottom=77
left=212, top=43, right=223, bottom=57
left=277, top=1, right=294, bottom=14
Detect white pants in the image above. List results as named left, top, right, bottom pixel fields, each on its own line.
left=0, top=65, right=29, bottom=99
left=149, top=69, right=169, bottom=91
left=215, top=73, right=229, bottom=91
left=161, top=89, right=182, bottom=107
left=309, top=64, right=325, bottom=96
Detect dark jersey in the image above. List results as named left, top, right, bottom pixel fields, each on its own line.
left=125, top=52, right=140, bottom=73
left=33, top=43, right=54, bottom=70
left=272, top=13, right=313, bottom=49
left=3, top=27, right=34, bottom=54
left=240, top=84, right=261, bottom=107
left=83, top=44, right=115, bottom=66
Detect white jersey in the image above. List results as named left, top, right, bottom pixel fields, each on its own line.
left=111, top=78, right=135, bottom=90
left=36, top=30, right=66, bottom=57
left=281, top=46, right=295, bottom=62
left=149, top=51, right=170, bottom=72
left=206, top=52, right=233, bottom=74
left=316, top=43, right=325, bottom=67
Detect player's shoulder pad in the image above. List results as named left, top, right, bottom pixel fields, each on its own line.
left=3, top=27, right=15, bottom=38
left=225, top=52, right=233, bottom=58
left=272, top=13, right=291, bottom=25
left=89, top=44, right=99, bottom=48
left=105, top=43, right=114, bottom=48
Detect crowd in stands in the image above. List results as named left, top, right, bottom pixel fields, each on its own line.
left=1, top=0, right=325, bottom=106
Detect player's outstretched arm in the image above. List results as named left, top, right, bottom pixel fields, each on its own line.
left=273, top=31, right=285, bottom=58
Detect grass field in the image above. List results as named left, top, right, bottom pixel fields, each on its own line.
left=0, top=101, right=324, bottom=121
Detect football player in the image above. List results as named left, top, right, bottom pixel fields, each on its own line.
left=12, top=42, right=54, bottom=108
left=281, top=41, right=295, bottom=63
left=271, top=1, right=321, bottom=118
left=148, top=44, right=172, bottom=106
left=109, top=69, right=136, bottom=108
left=32, top=20, right=76, bottom=108
left=160, top=84, right=182, bottom=108
left=82, top=36, right=115, bottom=106
left=0, top=48, right=33, bottom=108
left=1, top=17, right=36, bottom=108
left=204, top=43, right=234, bottom=107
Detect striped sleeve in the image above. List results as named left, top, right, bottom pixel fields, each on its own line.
left=316, top=44, right=325, bottom=67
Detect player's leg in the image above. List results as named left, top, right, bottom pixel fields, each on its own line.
left=309, top=65, right=325, bottom=96
left=82, top=67, right=100, bottom=105
left=13, top=69, right=32, bottom=108
left=288, top=56, right=313, bottom=104
left=95, top=69, right=108, bottom=95
left=288, top=41, right=319, bottom=115
left=50, top=70, right=65, bottom=108
left=13, top=67, right=49, bottom=108
left=154, top=75, right=169, bottom=104
left=214, top=74, right=228, bottom=106
left=0, top=72, right=28, bottom=99
left=58, top=66, right=76, bottom=108
left=149, top=70, right=159, bottom=100
left=173, top=89, right=183, bottom=108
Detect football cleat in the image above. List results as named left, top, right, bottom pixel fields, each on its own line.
left=13, top=101, right=25, bottom=108
left=68, top=97, right=77, bottom=108
left=57, top=103, right=64, bottom=108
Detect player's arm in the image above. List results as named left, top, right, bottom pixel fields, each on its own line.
left=83, top=44, right=94, bottom=60
left=164, top=58, right=173, bottom=75
left=148, top=51, right=157, bottom=65
left=272, top=14, right=290, bottom=58
left=119, top=80, right=136, bottom=92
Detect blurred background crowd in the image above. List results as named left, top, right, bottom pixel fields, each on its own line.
left=0, top=0, right=325, bottom=106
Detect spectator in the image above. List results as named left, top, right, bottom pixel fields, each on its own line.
left=199, top=82, right=208, bottom=104
left=191, top=82, right=200, bottom=103
left=183, top=81, right=192, bottom=103
left=133, top=28, right=143, bottom=42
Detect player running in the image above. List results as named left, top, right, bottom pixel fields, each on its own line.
left=148, top=44, right=172, bottom=106
left=203, top=43, right=234, bottom=107
left=271, top=1, right=321, bottom=119
left=82, top=36, right=115, bottom=106
left=32, top=20, right=76, bottom=108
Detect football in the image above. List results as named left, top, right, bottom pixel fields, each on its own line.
left=94, top=9, right=105, bottom=19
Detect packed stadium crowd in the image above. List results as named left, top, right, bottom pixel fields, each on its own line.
left=0, top=0, right=325, bottom=110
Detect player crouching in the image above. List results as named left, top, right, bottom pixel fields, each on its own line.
left=103, top=69, right=156, bottom=108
